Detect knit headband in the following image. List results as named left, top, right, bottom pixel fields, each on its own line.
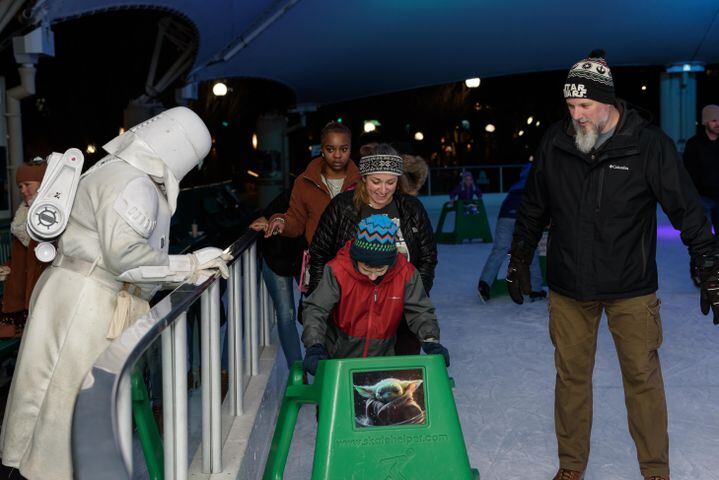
left=359, top=154, right=404, bottom=177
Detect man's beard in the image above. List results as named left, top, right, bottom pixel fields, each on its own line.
left=574, top=123, right=599, bottom=153
left=573, top=112, right=609, bottom=154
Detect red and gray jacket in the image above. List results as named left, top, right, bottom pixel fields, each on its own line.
left=301, top=241, right=440, bottom=358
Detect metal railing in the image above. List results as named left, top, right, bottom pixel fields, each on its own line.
left=426, top=163, right=526, bottom=196
left=72, top=229, right=274, bottom=479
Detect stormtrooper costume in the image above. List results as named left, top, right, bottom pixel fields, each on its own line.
left=0, top=107, right=228, bottom=480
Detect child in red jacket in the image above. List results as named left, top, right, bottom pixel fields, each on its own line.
left=301, top=214, right=449, bottom=374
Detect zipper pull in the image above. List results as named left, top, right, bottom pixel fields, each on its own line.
left=373, top=290, right=378, bottom=302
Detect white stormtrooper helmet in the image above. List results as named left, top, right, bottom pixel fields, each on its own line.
left=102, top=106, right=211, bottom=213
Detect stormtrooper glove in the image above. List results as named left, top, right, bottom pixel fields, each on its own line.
left=117, top=247, right=233, bottom=286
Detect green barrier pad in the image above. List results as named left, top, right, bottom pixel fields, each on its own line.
left=131, top=369, right=163, bottom=480
left=435, top=200, right=493, bottom=244
left=264, top=355, right=479, bottom=480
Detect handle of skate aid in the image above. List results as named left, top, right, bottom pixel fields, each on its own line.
left=263, top=361, right=321, bottom=480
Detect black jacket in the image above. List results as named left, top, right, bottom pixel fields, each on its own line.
left=308, top=191, right=437, bottom=294
left=513, top=100, right=717, bottom=301
left=683, top=130, right=719, bottom=199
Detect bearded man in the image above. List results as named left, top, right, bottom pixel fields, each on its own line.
left=505, top=50, right=719, bottom=480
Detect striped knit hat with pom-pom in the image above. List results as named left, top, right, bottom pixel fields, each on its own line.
left=350, top=214, right=398, bottom=267
left=563, top=49, right=615, bottom=105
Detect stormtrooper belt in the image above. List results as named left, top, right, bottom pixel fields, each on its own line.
left=53, top=253, right=123, bottom=292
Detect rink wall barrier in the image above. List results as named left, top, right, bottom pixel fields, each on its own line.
left=72, top=229, right=282, bottom=480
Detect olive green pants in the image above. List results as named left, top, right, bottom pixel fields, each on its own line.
left=548, top=290, right=669, bottom=478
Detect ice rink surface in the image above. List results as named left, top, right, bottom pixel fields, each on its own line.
left=281, top=195, right=719, bottom=479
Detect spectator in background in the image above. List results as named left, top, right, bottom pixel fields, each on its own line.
left=449, top=171, right=482, bottom=204
left=477, top=163, right=545, bottom=303
left=0, top=159, right=48, bottom=338
left=399, top=155, right=429, bottom=196
left=249, top=191, right=306, bottom=366
left=684, top=104, right=719, bottom=236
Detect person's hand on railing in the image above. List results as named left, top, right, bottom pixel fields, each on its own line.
left=0, top=265, right=10, bottom=282
left=265, top=214, right=286, bottom=238
left=249, top=216, right=268, bottom=232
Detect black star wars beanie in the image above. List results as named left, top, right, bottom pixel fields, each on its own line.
left=563, top=49, right=615, bottom=104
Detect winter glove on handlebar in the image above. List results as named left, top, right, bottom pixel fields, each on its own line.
left=421, top=340, right=450, bottom=367
left=506, top=242, right=534, bottom=305
left=692, top=253, right=719, bottom=325
left=303, top=344, right=329, bottom=376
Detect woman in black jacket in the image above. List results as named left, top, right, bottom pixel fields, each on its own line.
left=308, top=144, right=438, bottom=354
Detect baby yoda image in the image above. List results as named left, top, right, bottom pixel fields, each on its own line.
left=354, top=377, right=425, bottom=427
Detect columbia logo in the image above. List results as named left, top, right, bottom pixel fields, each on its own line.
left=609, top=164, right=629, bottom=171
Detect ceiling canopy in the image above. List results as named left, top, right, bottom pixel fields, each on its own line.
left=41, top=0, right=719, bottom=104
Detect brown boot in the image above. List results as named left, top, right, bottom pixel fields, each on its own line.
left=553, top=469, right=583, bottom=480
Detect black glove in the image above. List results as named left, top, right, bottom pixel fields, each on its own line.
left=506, top=242, right=534, bottom=305
left=303, top=343, right=329, bottom=375
left=421, top=341, right=450, bottom=367
left=692, top=254, right=719, bottom=325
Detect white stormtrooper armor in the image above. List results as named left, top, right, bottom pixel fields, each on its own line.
left=26, top=148, right=84, bottom=241
left=0, top=107, right=228, bottom=480
left=103, top=105, right=210, bottom=214
left=26, top=148, right=85, bottom=262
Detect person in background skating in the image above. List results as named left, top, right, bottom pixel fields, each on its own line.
left=449, top=171, right=482, bottom=203
left=683, top=104, right=719, bottom=236
left=477, top=163, right=545, bottom=303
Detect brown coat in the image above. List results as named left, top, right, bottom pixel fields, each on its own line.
left=2, top=237, right=47, bottom=313
left=279, top=157, right=360, bottom=244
